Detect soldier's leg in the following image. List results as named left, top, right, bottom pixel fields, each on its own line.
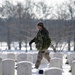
left=44, top=50, right=50, bottom=62
left=35, top=51, right=43, bottom=69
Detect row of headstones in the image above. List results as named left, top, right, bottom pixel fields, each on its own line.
left=0, top=52, right=63, bottom=66
left=0, top=53, right=33, bottom=63
left=0, top=52, right=63, bottom=63
left=6, top=52, right=72, bottom=75
left=0, top=58, right=63, bottom=75
left=0, top=51, right=75, bottom=75
left=0, top=58, right=32, bottom=75
left=44, top=52, right=75, bottom=75
left=4, top=52, right=63, bottom=64
left=0, top=52, right=63, bottom=75
left=17, top=52, right=63, bottom=75
left=0, top=53, right=32, bottom=75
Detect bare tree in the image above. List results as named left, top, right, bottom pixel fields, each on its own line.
left=33, top=1, right=53, bottom=19
left=67, top=0, right=75, bottom=51
left=0, top=0, right=16, bottom=49
left=15, top=2, right=24, bottom=50
left=50, top=0, right=75, bottom=51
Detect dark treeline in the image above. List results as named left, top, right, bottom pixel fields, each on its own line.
left=0, top=18, right=75, bottom=50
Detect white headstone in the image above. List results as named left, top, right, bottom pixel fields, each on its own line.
left=7, top=53, right=15, bottom=60
left=2, top=59, right=15, bottom=75
left=71, top=60, right=75, bottom=75
left=50, top=52, right=54, bottom=58
left=67, top=53, right=75, bottom=65
left=49, top=58, right=62, bottom=68
left=44, top=67, right=62, bottom=75
left=17, top=61, right=32, bottom=75
left=0, top=58, right=2, bottom=75
left=17, top=53, right=27, bottom=62
left=2, top=54, right=7, bottom=60
left=15, top=53, right=20, bottom=62
left=33, top=52, right=38, bottom=63
left=0, top=53, right=3, bottom=59
left=53, top=52, right=63, bottom=59
left=27, top=53, right=33, bottom=63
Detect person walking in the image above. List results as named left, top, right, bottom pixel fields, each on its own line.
left=29, top=22, right=51, bottom=69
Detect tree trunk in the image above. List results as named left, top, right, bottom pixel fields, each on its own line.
left=7, top=26, right=11, bottom=50
left=74, top=37, right=75, bottom=51
left=73, top=22, right=75, bottom=51
left=25, top=42, right=27, bottom=52
left=68, top=40, right=70, bottom=51
left=19, top=41, right=22, bottom=50
left=7, top=41, right=11, bottom=50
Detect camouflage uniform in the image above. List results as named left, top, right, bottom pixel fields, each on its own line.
left=29, top=27, right=51, bottom=68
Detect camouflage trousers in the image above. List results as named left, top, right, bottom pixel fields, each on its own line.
left=35, top=50, right=50, bottom=69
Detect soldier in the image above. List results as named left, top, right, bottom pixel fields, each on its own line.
left=29, top=22, right=51, bottom=69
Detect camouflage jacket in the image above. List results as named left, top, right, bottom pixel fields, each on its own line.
left=30, top=28, right=51, bottom=51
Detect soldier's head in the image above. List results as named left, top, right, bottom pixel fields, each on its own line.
left=37, top=22, right=44, bottom=30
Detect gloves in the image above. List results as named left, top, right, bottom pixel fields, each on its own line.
left=29, top=38, right=35, bottom=50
